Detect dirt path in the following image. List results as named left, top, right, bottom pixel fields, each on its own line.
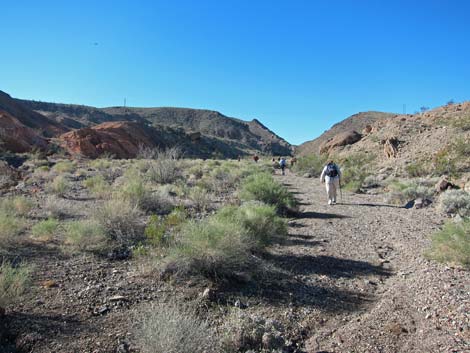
left=273, top=173, right=469, bottom=353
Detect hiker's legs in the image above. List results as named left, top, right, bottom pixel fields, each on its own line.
left=332, top=178, right=339, bottom=203
left=281, top=166, right=285, bottom=175
left=325, top=182, right=334, bottom=204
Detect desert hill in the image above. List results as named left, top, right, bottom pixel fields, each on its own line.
left=297, top=103, right=470, bottom=178
left=17, top=97, right=292, bottom=157
left=296, top=111, right=396, bottom=156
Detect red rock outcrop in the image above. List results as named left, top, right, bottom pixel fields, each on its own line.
left=0, top=111, right=48, bottom=152
left=319, top=130, right=362, bottom=154
left=59, top=121, right=157, bottom=158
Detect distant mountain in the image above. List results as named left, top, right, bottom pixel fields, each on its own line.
left=297, top=111, right=396, bottom=156
left=18, top=98, right=292, bottom=157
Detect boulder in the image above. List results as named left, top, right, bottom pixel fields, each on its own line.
left=362, top=124, right=373, bottom=134
left=383, top=137, right=399, bottom=158
left=59, top=121, right=157, bottom=159
left=435, top=176, right=457, bottom=193
left=414, top=198, right=432, bottom=209
left=319, top=130, right=362, bottom=154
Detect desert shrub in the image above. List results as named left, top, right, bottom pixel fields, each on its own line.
left=293, top=154, right=327, bottom=176
left=339, top=153, right=376, bottom=192
left=425, top=219, right=470, bottom=268
left=47, top=175, right=71, bottom=196
left=167, top=217, right=254, bottom=279
left=146, top=147, right=181, bottom=184
left=0, top=196, right=34, bottom=217
left=94, top=198, right=143, bottom=247
left=89, top=158, right=112, bottom=170
left=437, top=190, right=470, bottom=217
left=187, top=164, right=204, bottom=179
left=0, top=261, right=32, bottom=308
left=0, top=211, right=26, bottom=246
left=405, top=161, right=429, bottom=177
left=135, top=302, right=218, bottom=353
left=31, top=218, right=60, bottom=240
left=43, top=196, right=70, bottom=219
left=433, top=149, right=458, bottom=177
left=214, top=202, right=287, bottom=249
left=145, top=215, right=168, bottom=247
left=384, top=179, right=435, bottom=205
left=189, top=187, right=212, bottom=212
left=52, top=160, right=75, bottom=173
left=361, top=175, right=381, bottom=188
left=63, top=220, right=107, bottom=252
left=83, top=175, right=111, bottom=199
left=240, top=173, right=296, bottom=214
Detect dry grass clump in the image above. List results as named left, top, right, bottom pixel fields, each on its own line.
left=63, top=220, right=108, bottom=252
left=135, top=302, right=218, bottom=353
left=437, top=189, right=470, bottom=217
left=43, top=195, right=71, bottom=219
left=145, top=147, right=182, bottom=185
left=425, top=218, right=470, bottom=268
left=83, top=175, right=111, bottom=199
left=0, top=211, right=26, bottom=247
left=47, top=175, right=71, bottom=196
left=240, top=172, right=297, bottom=214
left=0, top=196, right=34, bottom=217
left=31, top=218, right=60, bottom=241
left=188, top=187, right=212, bottom=212
left=94, top=198, right=143, bottom=247
left=0, top=261, right=32, bottom=308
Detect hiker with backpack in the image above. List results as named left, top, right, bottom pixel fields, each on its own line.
left=320, top=160, right=342, bottom=205
left=279, top=157, right=287, bottom=175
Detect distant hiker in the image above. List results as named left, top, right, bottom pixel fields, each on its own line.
left=237, top=155, right=241, bottom=162
left=290, top=157, right=297, bottom=167
left=253, top=155, right=259, bottom=163
left=320, top=160, right=341, bottom=205
left=279, top=157, right=287, bottom=175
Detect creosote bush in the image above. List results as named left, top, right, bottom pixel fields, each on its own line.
left=425, top=218, right=470, bottom=268
left=338, top=152, right=376, bottom=192
left=135, top=302, right=218, bottom=353
left=83, top=175, right=111, bottom=199
left=437, top=190, right=470, bottom=217
left=0, top=196, right=34, bottom=217
left=0, top=211, right=26, bottom=246
left=0, top=261, right=32, bottom=308
left=52, top=160, right=76, bottom=173
left=240, top=173, right=296, bottom=214
left=384, top=179, right=435, bottom=205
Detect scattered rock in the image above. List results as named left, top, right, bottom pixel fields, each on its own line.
left=200, top=287, right=215, bottom=301
left=93, top=305, right=109, bottom=316
left=435, top=176, right=458, bottom=193
left=414, top=198, right=432, bottom=209
left=383, top=137, right=399, bottom=158
left=108, top=295, right=127, bottom=302
left=42, top=280, right=58, bottom=288
left=303, top=173, right=313, bottom=178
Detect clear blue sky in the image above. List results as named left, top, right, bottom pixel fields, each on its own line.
left=2, top=0, right=469, bottom=145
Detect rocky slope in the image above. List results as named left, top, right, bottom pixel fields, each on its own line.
left=18, top=98, right=293, bottom=157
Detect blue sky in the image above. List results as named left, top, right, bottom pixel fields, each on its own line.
left=1, top=0, right=469, bottom=145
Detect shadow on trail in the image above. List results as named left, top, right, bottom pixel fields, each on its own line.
left=265, top=253, right=391, bottom=278
left=299, top=211, right=350, bottom=219
left=339, top=202, right=401, bottom=209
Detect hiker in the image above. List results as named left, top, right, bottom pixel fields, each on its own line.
left=237, top=155, right=241, bottom=162
left=253, top=155, right=259, bottom=163
left=290, top=157, right=297, bottom=167
left=279, top=157, right=287, bottom=175
left=320, top=160, right=341, bottom=205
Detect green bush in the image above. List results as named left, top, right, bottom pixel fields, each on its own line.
left=405, top=161, right=429, bottom=177
left=52, top=160, right=76, bottom=173
left=240, top=173, right=296, bottom=214
left=293, top=154, right=327, bottom=176
left=189, top=187, right=212, bottom=212
left=64, top=220, right=108, bottom=252
left=339, top=153, right=376, bottom=192
left=31, top=218, right=60, bottom=240
left=425, top=219, right=470, bottom=268
left=0, top=261, right=32, bottom=308
left=437, top=190, right=470, bottom=217
left=215, top=202, right=287, bottom=249
left=136, top=302, right=218, bottom=353
left=384, top=179, right=435, bottom=205
left=145, top=215, right=167, bottom=247
left=167, top=217, right=253, bottom=279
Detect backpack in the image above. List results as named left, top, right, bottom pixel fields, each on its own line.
left=280, top=159, right=286, bottom=167
left=325, top=163, right=338, bottom=177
